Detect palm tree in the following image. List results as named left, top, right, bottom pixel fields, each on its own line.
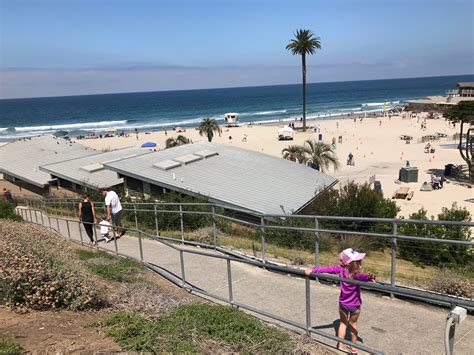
left=302, top=140, right=339, bottom=172
left=165, top=135, right=190, bottom=148
left=198, top=118, right=222, bottom=142
left=286, top=29, right=321, bottom=132
left=282, top=145, right=306, bottom=163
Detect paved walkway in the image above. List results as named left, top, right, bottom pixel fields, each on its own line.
left=20, top=208, right=474, bottom=354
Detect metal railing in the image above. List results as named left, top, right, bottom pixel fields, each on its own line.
left=23, top=198, right=474, bottom=283
left=15, top=200, right=474, bottom=354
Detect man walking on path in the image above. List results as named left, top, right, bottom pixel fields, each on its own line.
left=102, top=189, right=123, bottom=237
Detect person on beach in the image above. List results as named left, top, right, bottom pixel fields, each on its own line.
left=305, top=248, right=376, bottom=353
left=102, top=188, right=123, bottom=237
left=347, top=153, right=354, bottom=166
left=78, top=193, right=96, bottom=245
left=99, top=214, right=112, bottom=243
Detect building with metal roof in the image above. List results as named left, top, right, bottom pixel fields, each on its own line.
left=39, top=147, right=148, bottom=190
left=104, top=141, right=338, bottom=215
left=0, top=135, right=94, bottom=194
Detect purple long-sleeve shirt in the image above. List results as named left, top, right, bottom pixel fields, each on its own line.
left=311, top=265, right=372, bottom=308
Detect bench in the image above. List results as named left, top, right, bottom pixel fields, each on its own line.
left=407, top=191, right=414, bottom=200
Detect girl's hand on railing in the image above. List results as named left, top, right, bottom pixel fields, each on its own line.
left=304, top=268, right=313, bottom=276
left=368, top=273, right=376, bottom=282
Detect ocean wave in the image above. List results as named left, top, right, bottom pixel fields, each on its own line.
left=363, top=101, right=399, bottom=107
left=252, top=110, right=288, bottom=116
left=13, top=120, right=128, bottom=132
left=364, top=102, right=385, bottom=107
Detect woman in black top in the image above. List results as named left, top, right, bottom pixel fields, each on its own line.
left=79, top=193, right=96, bottom=245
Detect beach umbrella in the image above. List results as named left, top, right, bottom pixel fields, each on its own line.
left=141, top=141, right=158, bottom=148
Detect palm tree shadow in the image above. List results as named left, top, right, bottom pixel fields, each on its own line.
left=310, top=319, right=364, bottom=343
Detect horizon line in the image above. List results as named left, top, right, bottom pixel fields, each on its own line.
left=1, top=73, right=473, bottom=101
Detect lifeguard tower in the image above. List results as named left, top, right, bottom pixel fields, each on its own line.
left=224, top=113, right=239, bottom=127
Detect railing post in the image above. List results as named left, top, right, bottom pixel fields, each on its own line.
left=179, top=204, right=184, bottom=243
left=48, top=215, right=52, bottom=231
left=73, top=200, right=78, bottom=218
left=260, top=216, right=266, bottom=263
left=154, top=204, right=159, bottom=236
left=179, top=250, right=186, bottom=287
left=40, top=209, right=44, bottom=226
left=56, top=217, right=60, bottom=233
left=78, top=220, right=84, bottom=244
left=66, top=219, right=71, bottom=239
left=227, top=259, right=234, bottom=304
left=112, top=226, right=119, bottom=254
left=34, top=209, right=39, bottom=224
left=92, top=220, right=98, bottom=245
left=138, top=230, right=144, bottom=261
left=212, top=206, right=217, bottom=248
left=314, top=217, right=320, bottom=268
left=134, top=205, right=138, bottom=231
left=28, top=209, right=33, bottom=222
left=391, top=221, right=397, bottom=299
left=305, top=277, right=312, bottom=335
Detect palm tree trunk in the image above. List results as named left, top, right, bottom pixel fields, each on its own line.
left=301, top=53, right=307, bottom=132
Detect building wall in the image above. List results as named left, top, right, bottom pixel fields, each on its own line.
left=2, top=174, right=49, bottom=196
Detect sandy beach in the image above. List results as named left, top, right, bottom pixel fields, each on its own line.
left=74, top=114, right=472, bottom=218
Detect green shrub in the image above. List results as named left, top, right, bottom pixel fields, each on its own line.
left=308, top=181, right=399, bottom=222
left=0, top=337, right=23, bottom=355
left=100, top=312, right=160, bottom=352
left=98, top=304, right=293, bottom=353
left=399, top=204, right=472, bottom=267
left=0, top=221, right=102, bottom=311
left=255, top=181, right=399, bottom=254
left=120, top=192, right=214, bottom=234
left=0, top=200, right=22, bottom=222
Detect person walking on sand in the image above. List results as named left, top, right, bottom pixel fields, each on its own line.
left=78, top=193, right=97, bottom=245
left=102, top=188, right=123, bottom=237
left=305, top=248, right=376, bottom=353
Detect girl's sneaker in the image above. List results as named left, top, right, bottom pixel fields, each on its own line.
left=337, top=343, right=357, bottom=354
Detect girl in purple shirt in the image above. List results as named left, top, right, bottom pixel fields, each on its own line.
left=305, top=248, right=376, bottom=354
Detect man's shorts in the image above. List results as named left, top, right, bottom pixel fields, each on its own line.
left=111, top=210, right=122, bottom=228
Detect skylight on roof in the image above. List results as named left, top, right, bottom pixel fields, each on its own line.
left=173, top=154, right=203, bottom=164
left=153, top=160, right=181, bottom=170
left=194, top=150, right=218, bottom=158
left=80, top=163, right=104, bottom=173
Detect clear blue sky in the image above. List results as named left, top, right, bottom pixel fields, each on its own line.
left=1, top=0, right=473, bottom=98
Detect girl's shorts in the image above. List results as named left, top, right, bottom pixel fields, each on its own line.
left=340, top=303, right=360, bottom=313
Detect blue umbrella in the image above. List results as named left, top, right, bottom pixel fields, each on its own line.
left=141, top=141, right=157, bottom=148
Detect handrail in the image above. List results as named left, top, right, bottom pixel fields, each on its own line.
left=33, top=197, right=474, bottom=227
left=16, top=207, right=474, bottom=354
left=18, top=207, right=474, bottom=310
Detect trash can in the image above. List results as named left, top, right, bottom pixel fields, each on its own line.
left=318, top=133, right=323, bottom=141
left=374, top=181, right=382, bottom=193
left=399, top=167, right=419, bottom=183
left=444, top=164, right=454, bottom=176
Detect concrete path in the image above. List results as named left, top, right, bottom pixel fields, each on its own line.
left=19, top=208, right=474, bottom=354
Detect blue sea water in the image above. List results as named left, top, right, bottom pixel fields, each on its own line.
left=0, top=74, right=472, bottom=140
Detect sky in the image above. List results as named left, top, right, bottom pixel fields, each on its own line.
left=1, top=0, right=473, bottom=99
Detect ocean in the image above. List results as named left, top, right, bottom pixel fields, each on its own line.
left=0, top=74, right=472, bottom=140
